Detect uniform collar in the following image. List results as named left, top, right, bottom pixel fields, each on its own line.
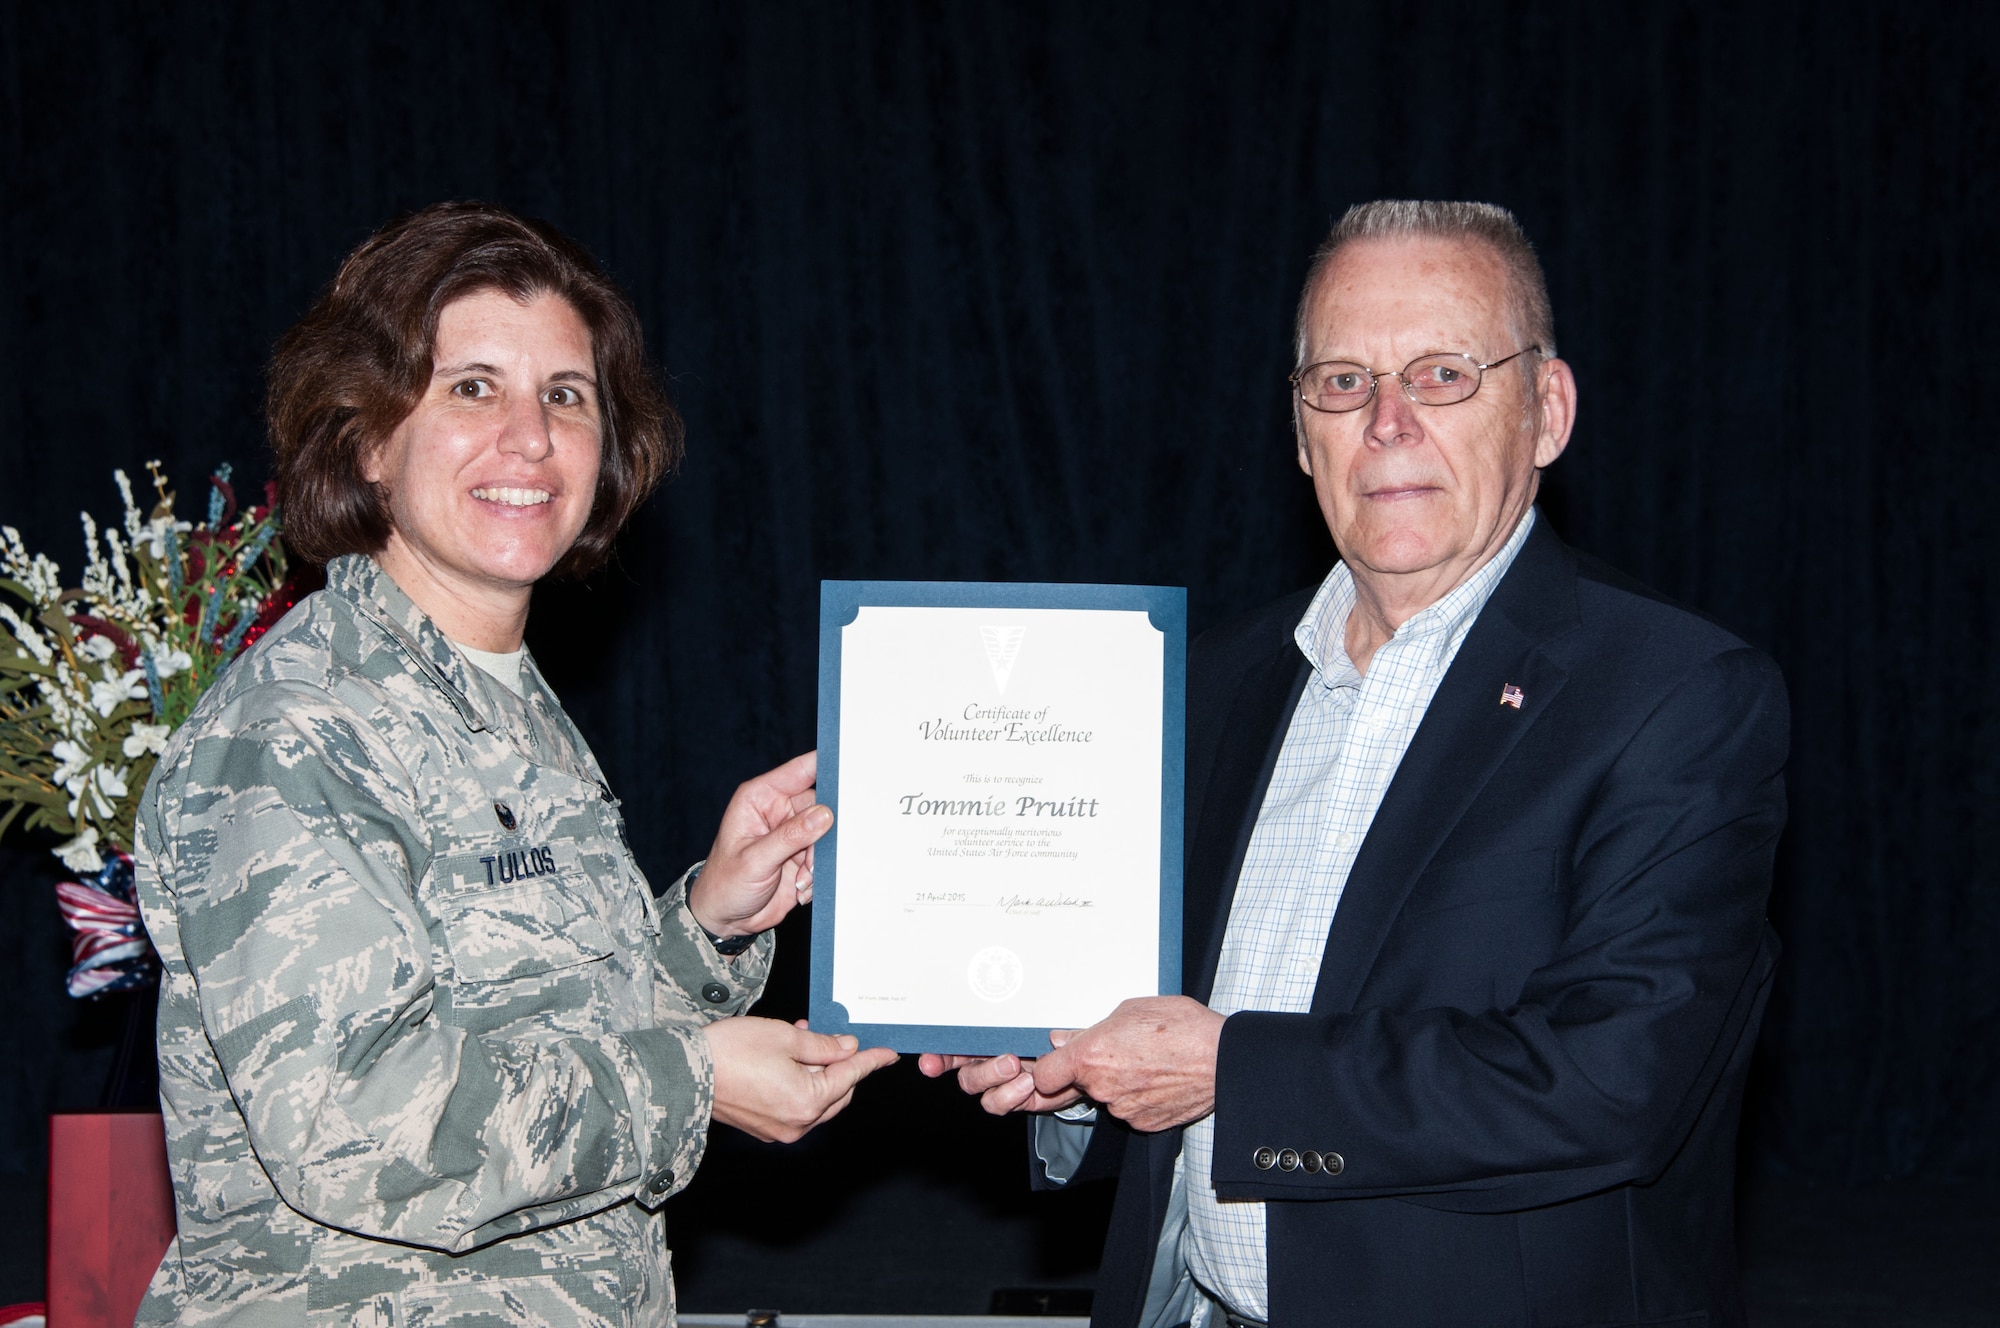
left=323, top=554, right=497, bottom=734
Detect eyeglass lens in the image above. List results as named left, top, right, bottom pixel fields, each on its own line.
left=1297, top=353, right=1488, bottom=412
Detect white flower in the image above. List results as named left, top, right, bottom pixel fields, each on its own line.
left=89, top=667, right=148, bottom=718
left=122, top=722, right=171, bottom=759
left=47, top=678, right=91, bottom=741
left=1, top=527, right=63, bottom=604
left=136, top=515, right=193, bottom=559
left=104, top=528, right=137, bottom=601
left=153, top=648, right=192, bottom=678
left=81, top=524, right=142, bottom=608
left=79, top=512, right=109, bottom=590
left=66, top=764, right=124, bottom=821
left=54, top=828, right=103, bottom=875
left=115, top=469, right=143, bottom=542
left=51, top=739, right=91, bottom=785
left=0, top=604, right=52, bottom=665
left=80, top=635, right=117, bottom=663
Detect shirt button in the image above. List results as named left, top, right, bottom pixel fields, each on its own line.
left=701, top=982, right=730, bottom=1004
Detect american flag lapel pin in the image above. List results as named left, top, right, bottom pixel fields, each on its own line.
left=1499, top=683, right=1525, bottom=710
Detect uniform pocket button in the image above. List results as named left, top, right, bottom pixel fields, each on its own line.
left=700, top=982, right=730, bottom=1004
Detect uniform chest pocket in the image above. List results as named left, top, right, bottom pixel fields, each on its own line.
left=440, top=879, right=616, bottom=983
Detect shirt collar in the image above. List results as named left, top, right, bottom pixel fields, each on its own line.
left=1295, top=506, right=1538, bottom=685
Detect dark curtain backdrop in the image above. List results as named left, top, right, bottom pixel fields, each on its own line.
left=2, top=0, right=1995, bottom=1311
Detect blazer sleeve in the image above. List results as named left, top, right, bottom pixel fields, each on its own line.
left=1210, top=644, right=1788, bottom=1212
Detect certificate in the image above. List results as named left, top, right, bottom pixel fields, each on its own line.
left=810, top=581, right=1185, bottom=1055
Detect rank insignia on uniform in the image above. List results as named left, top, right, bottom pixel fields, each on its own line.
left=495, top=802, right=517, bottom=830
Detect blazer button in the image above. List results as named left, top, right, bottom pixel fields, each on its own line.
left=1252, top=1146, right=1277, bottom=1170
left=1301, top=1150, right=1323, bottom=1173
left=1277, top=1148, right=1300, bottom=1171
left=701, top=982, right=730, bottom=1004
left=1323, top=1151, right=1344, bottom=1175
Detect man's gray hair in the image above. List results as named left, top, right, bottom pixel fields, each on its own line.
left=1293, top=200, right=1557, bottom=369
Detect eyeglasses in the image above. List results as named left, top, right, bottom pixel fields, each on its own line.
left=1290, top=346, right=1541, bottom=413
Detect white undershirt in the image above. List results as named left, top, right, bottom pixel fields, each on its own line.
left=454, top=641, right=526, bottom=697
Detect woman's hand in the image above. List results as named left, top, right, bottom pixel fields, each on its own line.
left=704, top=1017, right=900, bottom=1143
left=688, top=751, right=830, bottom=940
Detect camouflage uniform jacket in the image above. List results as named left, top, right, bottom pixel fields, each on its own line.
left=134, top=554, right=772, bottom=1326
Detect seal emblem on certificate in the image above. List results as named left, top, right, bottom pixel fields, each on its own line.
left=811, top=581, right=1186, bottom=1055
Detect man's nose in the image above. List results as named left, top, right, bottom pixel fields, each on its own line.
left=1363, top=375, right=1422, bottom=447
left=497, top=392, right=554, bottom=460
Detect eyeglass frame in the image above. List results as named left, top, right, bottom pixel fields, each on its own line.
left=1289, top=345, right=1544, bottom=414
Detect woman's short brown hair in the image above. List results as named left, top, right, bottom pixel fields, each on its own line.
left=268, top=201, right=681, bottom=578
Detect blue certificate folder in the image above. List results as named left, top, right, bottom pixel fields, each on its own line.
left=811, top=580, right=1186, bottom=1056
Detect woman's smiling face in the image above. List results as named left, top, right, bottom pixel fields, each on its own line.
left=365, top=287, right=603, bottom=613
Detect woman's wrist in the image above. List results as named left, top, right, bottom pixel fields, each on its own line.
left=683, top=862, right=756, bottom=955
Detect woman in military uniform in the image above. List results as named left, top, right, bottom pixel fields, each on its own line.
left=133, top=202, right=896, bottom=1326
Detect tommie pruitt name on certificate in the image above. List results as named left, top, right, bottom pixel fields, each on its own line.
left=895, top=792, right=1102, bottom=818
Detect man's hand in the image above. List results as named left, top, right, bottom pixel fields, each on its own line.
left=1030, top=996, right=1224, bottom=1133
left=690, top=751, right=829, bottom=940
left=916, top=1050, right=1084, bottom=1116
left=704, top=1017, right=899, bottom=1143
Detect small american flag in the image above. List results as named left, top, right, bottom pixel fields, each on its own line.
left=1500, top=684, right=1525, bottom=709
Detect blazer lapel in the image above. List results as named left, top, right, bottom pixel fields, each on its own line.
left=1186, top=642, right=1310, bottom=1005
left=1310, top=521, right=1581, bottom=1015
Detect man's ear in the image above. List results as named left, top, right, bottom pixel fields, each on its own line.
left=1532, top=356, right=1577, bottom=469
left=1294, top=407, right=1313, bottom=477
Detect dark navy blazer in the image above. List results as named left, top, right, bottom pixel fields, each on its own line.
left=1076, top=517, right=1788, bottom=1328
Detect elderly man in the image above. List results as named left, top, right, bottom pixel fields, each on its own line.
left=924, top=201, right=1787, bottom=1327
